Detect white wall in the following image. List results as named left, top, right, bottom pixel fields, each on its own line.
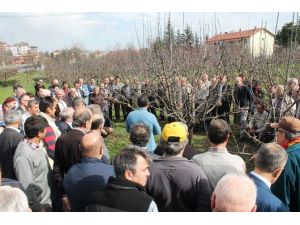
left=250, top=29, right=274, bottom=57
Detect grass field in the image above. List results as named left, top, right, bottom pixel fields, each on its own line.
left=0, top=72, right=48, bottom=103
left=1, top=72, right=257, bottom=172
left=105, top=120, right=257, bottom=172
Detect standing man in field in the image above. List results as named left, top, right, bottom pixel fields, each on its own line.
left=126, top=95, right=161, bottom=153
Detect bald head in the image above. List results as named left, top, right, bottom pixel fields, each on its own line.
left=81, top=132, right=103, bottom=158
left=212, top=173, right=257, bottom=212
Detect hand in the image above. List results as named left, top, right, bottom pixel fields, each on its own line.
left=101, top=129, right=108, bottom=135
left=62, top=196, right=71, bottom=212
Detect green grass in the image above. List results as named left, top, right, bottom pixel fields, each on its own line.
left=0, top=72, right=48, bottom=103
left=105, top=121, right=257, bottom=172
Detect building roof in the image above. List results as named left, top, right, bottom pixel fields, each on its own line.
left=207, top=28, right=274, bottom=43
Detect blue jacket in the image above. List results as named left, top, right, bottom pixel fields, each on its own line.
left=271, top=143, right=300, bottom=212
left=63, top=157, right=115, bottom=211
left=126, top=108, right=161, bottom=152
left=249, top=173, right=289, bottom=212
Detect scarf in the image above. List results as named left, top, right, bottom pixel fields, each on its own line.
left=281, top=136, right=300, bottom=149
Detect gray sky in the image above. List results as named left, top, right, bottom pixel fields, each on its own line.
left=0, top=1, right=299, bottom=52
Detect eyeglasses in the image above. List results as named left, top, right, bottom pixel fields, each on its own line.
left=275, top=128, right=284, bottom=133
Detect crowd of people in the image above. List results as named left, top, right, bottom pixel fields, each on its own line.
left=0, top=74, right=300, bottom=212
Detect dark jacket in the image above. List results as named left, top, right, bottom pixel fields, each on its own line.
left=53, top=129, right=84, bottom=197
left=0, top=127, right=24, bottom=179
left=249, top=173, right=289, bottom=212
left=63, top=157, right=115, bottom=212
left=87, top=177, right=154, bottom=212
left=271, top=143, right=300, bottom=212
left=234, top=85, right=254, bottom=107
left=147, top=156, right=212, bottom=212
left=55, top=120, right=72, bottom=134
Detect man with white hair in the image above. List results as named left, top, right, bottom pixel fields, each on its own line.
left=55, top=107, right=74, bottom=134
left=211, top=173, right=257, bottom=212
left=0, top=186, right=30, bottom=212
left=287, top=77, right=299, bottom=99
left=0, top=110, right=24, bottom=179
left=55, top=88, right=67, bottom=112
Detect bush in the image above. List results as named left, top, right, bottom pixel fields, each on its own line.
left=0, top=79, right=18, bottom=87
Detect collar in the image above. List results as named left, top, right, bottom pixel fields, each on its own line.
left=250, top=171, right=271, bottom=188
left=208, top=147, right=228, bottom=153
left=138, top=107, right=147, bottom=111
left=72, top=127, right=86, bottom=134
left=107, top=177, right=146, bottom=192
left=6, top=126, right=20, bottom=133
left=39, top=112, right=55, bottom=122
left=81, top=157, right=103, bottom=163
left=25, top=138, right=41, bottom=150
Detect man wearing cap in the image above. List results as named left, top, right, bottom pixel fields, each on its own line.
left=146, top=122, right=211, bottom=212
left=270, top=116, right=300, bottom=211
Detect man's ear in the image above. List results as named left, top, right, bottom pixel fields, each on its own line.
left=271, top=167, right=284, bottom=183
left=124, top=170, right=133, bottom=181
left=211, top=192, right=216, bottom=211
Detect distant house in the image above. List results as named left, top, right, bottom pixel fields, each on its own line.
left=207, top=28, right=275, bottom=57
left=0, top=41, right=10, bottom=53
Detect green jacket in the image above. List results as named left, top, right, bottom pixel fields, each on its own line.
left=271, top=143, right=300, bottom=212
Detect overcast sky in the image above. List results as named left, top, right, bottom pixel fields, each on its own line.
left=0, top=1, right=299, bottom=52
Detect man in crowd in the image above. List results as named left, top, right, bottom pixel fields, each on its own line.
left=211, top=173, right=257, bottom=212
left=248, top=103, right=268, bottom=140
left=55, top=107, right=74, bottom=134
left=63, top=132, right=114, bottom=211
left=22, top=99, right=40, bottom=132
left=147, top=122, right=211, bottom=211
left=234, top=76, right=254, bottom=140
left=126, top=95, right=161, bottom=153
left=271, top=117, right=300, bottom=211
left=87, top=147, right=158, bottom=212
left=53, top=107, right=92, bottom=211
left=39, top=96, right=61, bottom=160
left=14, top=115, right=54, bottom=212
left=192, top=119, right=245, bottom=190
left=17, top=94, right=31, bottom=115
left=78, top=78, right=90, bottom=105
left=249, top=143, right=289, bottom=212
left=0, top=110, right=24, bottom=179
left=111, top=76, right=124, bottom=120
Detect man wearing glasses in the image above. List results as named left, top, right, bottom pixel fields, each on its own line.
left=271, top=117, right=300, bottom=212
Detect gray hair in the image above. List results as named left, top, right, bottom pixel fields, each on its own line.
left=72, top=96, right=85, bottom=108
left=288, top=78, right=298, bottom=85
left=28, top=99, right=39, bottom=108
left=160, top=138, right=188, bottom=156
left=72, top=108, right=92, bottom=128
left=255, top=143, right=288, bottom=173
left=59, top=107, right=74, bottom=121
left=87, top=104, right=103, bottom=115
left=4, top=109, right=22, bottom=126
left=213, top=173, right=257, bottom=212
left=0, top=186, right=29, bottom=212
left=113, top=146, right=151, bottom=178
